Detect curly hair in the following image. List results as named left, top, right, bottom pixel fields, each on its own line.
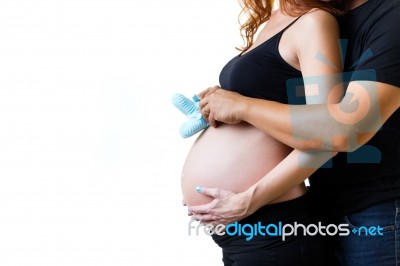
left=237, top=0, right=344, bottom=51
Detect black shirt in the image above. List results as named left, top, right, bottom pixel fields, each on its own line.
left=219, top=17, right=303, bottom=102
left=309, top=0, right=400, bottom=217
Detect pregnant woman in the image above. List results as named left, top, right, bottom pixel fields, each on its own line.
left=181, top=0, right=344, bottom=265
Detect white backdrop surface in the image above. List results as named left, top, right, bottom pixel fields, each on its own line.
left=0, top=0, right=243, bottom=265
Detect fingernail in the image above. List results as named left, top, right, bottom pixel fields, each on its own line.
left=196, top=185, right=203, bottom=192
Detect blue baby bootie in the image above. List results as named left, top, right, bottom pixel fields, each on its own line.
left=171, top=93, right=209, bottom=138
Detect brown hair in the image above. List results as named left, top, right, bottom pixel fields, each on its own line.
left=237, top=0, right=344, bottom=51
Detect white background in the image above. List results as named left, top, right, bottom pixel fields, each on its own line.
left=0, top=0, right=243, bottom=265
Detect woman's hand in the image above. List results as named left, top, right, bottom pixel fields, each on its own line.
left=198, top=86, right=250, bottom=128
left=188, top=186, right=253, bottom=226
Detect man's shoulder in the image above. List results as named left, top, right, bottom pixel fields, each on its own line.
left=342, top=0, right=400, bottom=26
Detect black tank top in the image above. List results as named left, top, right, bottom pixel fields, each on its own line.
left=219, top=17, right=304, bottom=104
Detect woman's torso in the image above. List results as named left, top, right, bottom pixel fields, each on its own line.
left=182, top=11, right=307, bottom=206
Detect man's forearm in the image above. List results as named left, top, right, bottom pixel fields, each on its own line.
left=241, top=81, right=397, bottom=152
left=242, top=98, right=338, bottom=151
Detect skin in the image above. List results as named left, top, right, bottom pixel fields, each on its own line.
left=184, top=7, right=344, bottom=224
left=188, top=0, right=400, bottom=225
left=183, top=8, right=343, bottom=210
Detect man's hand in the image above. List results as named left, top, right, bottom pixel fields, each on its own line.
left=198, top=86, right=249, bottom=128
left=188, top=186, right=253, bottom=226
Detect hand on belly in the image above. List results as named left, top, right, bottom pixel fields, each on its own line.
left=181, top=123, right=293, bottom=206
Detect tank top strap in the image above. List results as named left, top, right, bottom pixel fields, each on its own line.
left=280, top=15, right=303, bottom=33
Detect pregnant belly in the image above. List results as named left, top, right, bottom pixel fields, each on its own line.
left=181, top=123, right=296, bottom=206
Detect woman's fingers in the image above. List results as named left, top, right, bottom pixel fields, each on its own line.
left=201, top=105, right=210, bottom=118
left=198, top=86, right=221, bottom=127
left=196, top=186, right=221, bottom=198
left=198, top=85, right=220, bottom=100
left=198, top=85, right=221, bottom=109
left=199, top=88, right=223, bottom=127
left=188, top=188, right=246, bottom=225
left=188, top=202, right=214, bottom=215
left=199, top=96, right=208, bottom=110
left=192, top=215, right=233, bottom=226
left=200, top=103, right=218, bottom=128
left=192, top=214, right=216, bottom=223
left=200, top=104, right=218, bottom=128
left=208, top=110, right=218, bottom=128
left=197, top=88, right=210, bottom=100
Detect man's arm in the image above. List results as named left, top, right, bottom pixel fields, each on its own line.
left=200, top=81, right=400, bottom=152
left=241, top=80, right=400, bottom=151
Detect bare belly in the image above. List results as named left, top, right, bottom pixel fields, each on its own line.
left=181, top=123, right=306, bottom=206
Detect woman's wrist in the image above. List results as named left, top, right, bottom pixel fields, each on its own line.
left=243, top=182, right=275, bottom=216
left=237, top=96, right=252, bottom=122
left=239, top=186, right=258, bottom=216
